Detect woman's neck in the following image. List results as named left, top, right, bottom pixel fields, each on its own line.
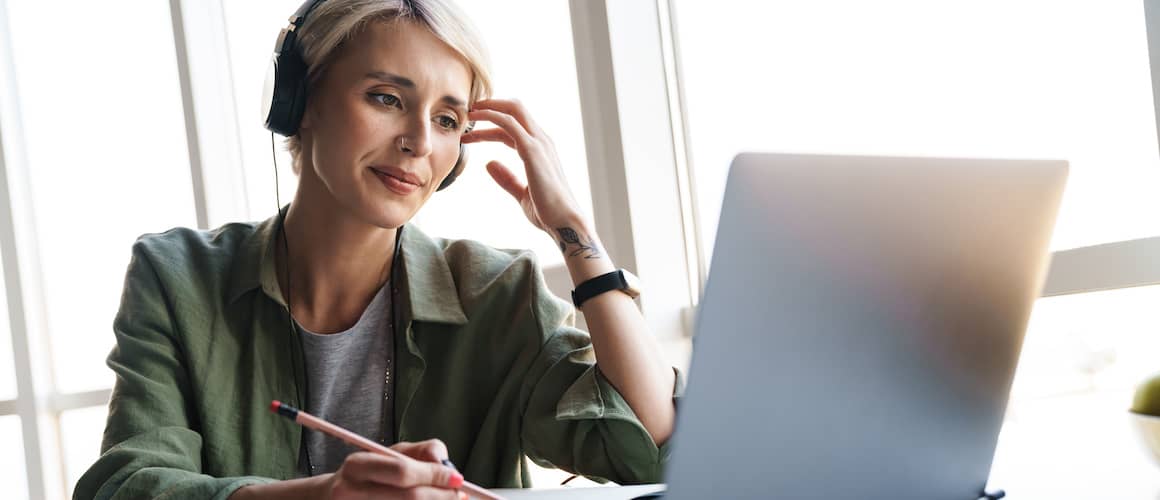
left=278, top=194, right=398, bottom=334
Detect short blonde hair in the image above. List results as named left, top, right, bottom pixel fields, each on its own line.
left=284, top=0, right=493, bottom=172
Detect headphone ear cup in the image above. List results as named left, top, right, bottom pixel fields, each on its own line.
left=263, top=31, right=309, bottom=136
left=265, top=0, right=327, bottom=137
left=437, top=144, right=467, bottom=191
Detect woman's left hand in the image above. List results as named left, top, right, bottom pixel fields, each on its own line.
left=462, top=98, right=589, bottom=235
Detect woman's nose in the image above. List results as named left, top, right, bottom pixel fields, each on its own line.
left=397, top=119, right=432, bottom=157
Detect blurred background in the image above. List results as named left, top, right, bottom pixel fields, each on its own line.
left=0, top=0, right=1158, bottom=497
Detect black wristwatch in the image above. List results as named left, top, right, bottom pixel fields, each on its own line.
left=571, top=269, right=642, bottom=309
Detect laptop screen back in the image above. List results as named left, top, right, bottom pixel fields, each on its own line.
left=664, top=153, right=1067, bottom=500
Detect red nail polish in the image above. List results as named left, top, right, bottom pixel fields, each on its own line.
left=448, top=472, right=464, bottom=489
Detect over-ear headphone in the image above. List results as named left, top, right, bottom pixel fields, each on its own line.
left=262, top=0, right=467, bottom=191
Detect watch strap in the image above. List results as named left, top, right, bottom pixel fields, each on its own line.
left=572, top=270, right=629, bottom=308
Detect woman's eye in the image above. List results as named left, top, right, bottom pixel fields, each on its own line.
left=437, top=115, right=460, bottom=131
left=371, top=93, right=400, bottom=107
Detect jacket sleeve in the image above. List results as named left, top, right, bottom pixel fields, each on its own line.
left=515, top=256, right=684, bottom=485
left=73, top=242, right=275, bottom=500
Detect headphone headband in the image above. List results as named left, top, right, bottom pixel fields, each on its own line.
left=290, top=0, right=327, bottom=26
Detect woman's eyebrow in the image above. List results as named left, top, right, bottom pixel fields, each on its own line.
left=365, top=70, right=468, bottom=112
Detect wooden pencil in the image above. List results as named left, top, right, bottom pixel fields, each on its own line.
left=271, top=400, right=504, bottom=500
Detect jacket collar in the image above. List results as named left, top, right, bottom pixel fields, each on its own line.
left=227, top=208, right=467, bottom=325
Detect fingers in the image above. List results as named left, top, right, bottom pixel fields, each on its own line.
left=461, top=127, right=516, bottom=148
left=471, top=98, right=542, bottom=136
left=468, top=109, right=533, bottom=148
left=391, top=439, right=450, bottom=464
left=339, top=451, right=464, bottom=490
left=399, top=461, right=462, bottom=490
left=486, top=160, right=527, bottom=200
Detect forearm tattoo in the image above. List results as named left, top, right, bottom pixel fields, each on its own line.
left=555, top=227, right=603, bottom=259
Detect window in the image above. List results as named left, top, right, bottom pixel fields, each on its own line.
left=673, top=0, right=1160, bottom=260
left=0, top=0, right=195, bottom=496
left=0, top=416, right=28, bottom=500
left=60, top=406, right=109, bottom=498
left=672, top=0, right=1160, bottom=381
left=7, top=0, right=195, bottom=394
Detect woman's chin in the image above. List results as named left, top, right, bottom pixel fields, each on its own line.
left=365, top=199, right=418, bottom=229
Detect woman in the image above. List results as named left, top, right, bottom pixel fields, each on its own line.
left=74, top=1, right=680, bottom=499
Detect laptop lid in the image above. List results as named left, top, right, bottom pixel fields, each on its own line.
left=664, top=153, right=1067, bottom=500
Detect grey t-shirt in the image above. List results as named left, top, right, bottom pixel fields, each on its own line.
left=296, top=282, right=394, bottom=476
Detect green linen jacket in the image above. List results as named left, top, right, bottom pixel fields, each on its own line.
left=74, top=211, right=680, bottom=500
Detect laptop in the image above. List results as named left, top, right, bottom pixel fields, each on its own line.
left=662, top=153, right=1068, bottom=499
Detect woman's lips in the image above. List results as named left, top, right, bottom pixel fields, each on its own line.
left=371, top=168, right=420, bottom=195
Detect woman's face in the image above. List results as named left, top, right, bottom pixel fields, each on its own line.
left=298, top=19, right=473, bottom=228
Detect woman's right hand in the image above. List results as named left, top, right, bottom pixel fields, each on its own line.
left=230, top=439, right=466, bottom=500
left=323, top=440, right=466, bottom=499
